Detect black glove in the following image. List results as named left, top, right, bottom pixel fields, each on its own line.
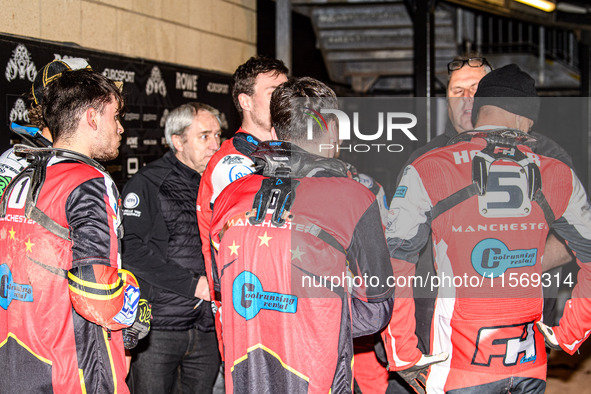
left=398, top=368, right=428, bottom=394
left=122, top=298, right=152, bottom=349
left=397, top=352, right=448, bottom=394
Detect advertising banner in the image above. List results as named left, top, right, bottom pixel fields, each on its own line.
left=0, top=34, right=239, bottom=187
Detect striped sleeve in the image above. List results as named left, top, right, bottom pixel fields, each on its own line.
left=69, top=266, right=140, bottom=330
left=551, top=170, right=591, bottom=354
left=382, top=165, right=432, bottom=370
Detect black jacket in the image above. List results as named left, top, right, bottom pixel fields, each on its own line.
left=121, top=151, right=213, bottom=331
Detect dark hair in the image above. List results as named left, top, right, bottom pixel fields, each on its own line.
left=232, top=56, right=288, bottom=115
left=43, top=69, right=124, bottom=142
left=29, top=58, right=93, bottom=130
left=27, top=94, right=46, bottom=129
left=270, top=77, right=337, bottom=144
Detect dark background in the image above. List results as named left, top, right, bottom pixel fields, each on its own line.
left=0, top=34, right=240, bottom=189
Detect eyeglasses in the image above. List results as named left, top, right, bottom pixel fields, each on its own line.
left=447, top=57, right=491, bottom=74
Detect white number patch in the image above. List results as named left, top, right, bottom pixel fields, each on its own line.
left=478, top=165, right=531, bottom=218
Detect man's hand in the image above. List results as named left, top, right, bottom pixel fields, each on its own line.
left=397, top=352, right=448, bottom=394
left=194, top=276, right=211, bottom=301
left=536, top=321, right=562, bottom=350
left=122, top=298, right=152, bottom=349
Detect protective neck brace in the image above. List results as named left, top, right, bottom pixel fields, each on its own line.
left=252, top=141, right=349, bottom=179
left=0, top=145, right=105, bottom=240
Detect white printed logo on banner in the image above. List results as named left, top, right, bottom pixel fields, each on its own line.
left=103, top=68, right=136, bottom=83
left=207, top=82, right=229, bottom=94
left=146, top=66, right=167, bottom=97
left=125, top=112, right=140, bottom=122
left=5, top=44, right=36, bottom=82
left=9, top=99, right=30, bottom=123
left=176, top=72, right=198, bottom=99
left=126, top=136, right=139, bottom=149
left=53, top=53, right=90, bottom=65
left=160, top=108, right=170, bottom=128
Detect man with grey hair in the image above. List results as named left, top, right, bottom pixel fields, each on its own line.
left=122, top=102, right=222, bottom=393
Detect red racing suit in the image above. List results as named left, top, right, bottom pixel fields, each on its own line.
left=210, top=142, right=394, bottom=393
left=0, top=148, right=139, bottom=393
left=197, top=130, right=260, bottom=358
left=345, top=162, right=389, bottom=227
left=382, top=132, right=591, bottom=392
left=344, top=163, right=390, bottom=394
left=197, top=130, right=259, bottom=301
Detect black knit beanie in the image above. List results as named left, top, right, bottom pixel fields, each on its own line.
left=472, top=64, right=539, bottom=125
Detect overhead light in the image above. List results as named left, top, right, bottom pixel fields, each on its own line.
left=513, top=0, right=556, bottom=12
left=556, top=2, right=588, bottom=14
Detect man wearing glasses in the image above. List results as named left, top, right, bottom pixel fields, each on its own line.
left=403, top=55, right=492, bottom=166
left=383, top=62, right=591, bottom=394
left=403, top=53, right=573, bottom=176
left=446, top=56, right=493, bottom=134
left=387, top=54, right=574, bottom=393
left=387, top=56, right=495, bottom=393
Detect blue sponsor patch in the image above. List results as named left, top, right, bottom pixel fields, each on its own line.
left=229, top=165, right=254, bottom=182
left=232, top=271, right=297, bottom=320
left=246, top=135, right=259, bottom=145
left=471, top=238, right=537, bottom=278
left=394, top=186, right=407, bottom=198
left=269, top=141, right=283, bottom=146
left=0, top=264, right=33, bottom=310
left=113, top=284, right=140, bottom=325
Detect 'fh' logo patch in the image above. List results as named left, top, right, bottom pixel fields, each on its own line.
left=473, top=321, right=537, bottom=367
